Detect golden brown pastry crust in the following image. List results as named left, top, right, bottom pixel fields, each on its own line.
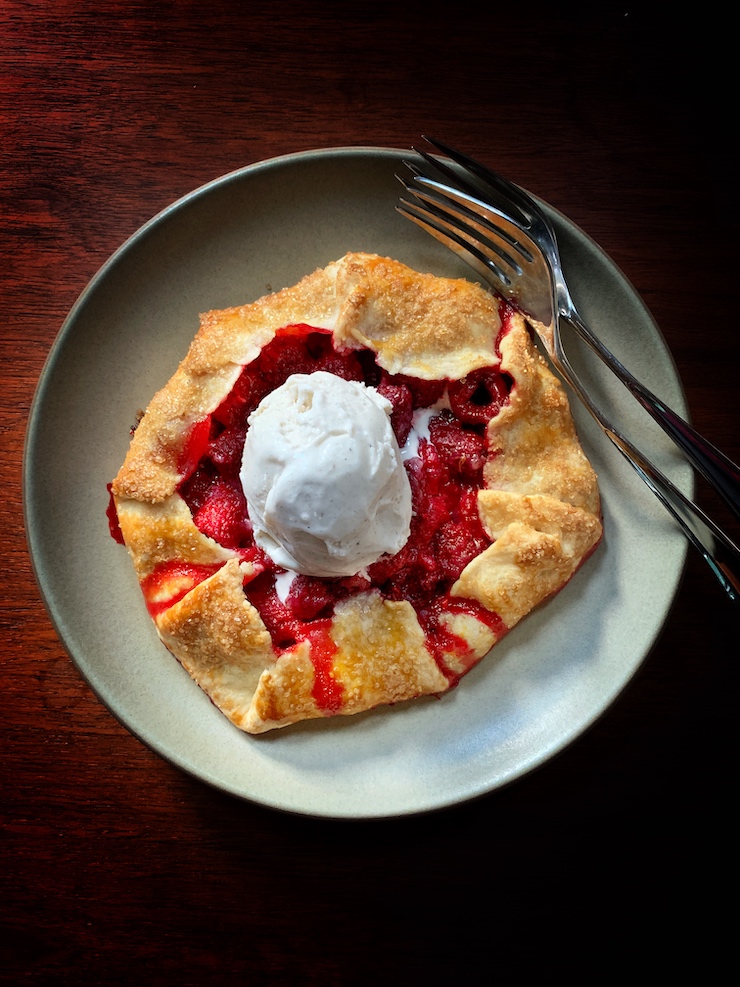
left=112, top=252, right=602, bottom=734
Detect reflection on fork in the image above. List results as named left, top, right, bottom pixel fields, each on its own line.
left=399, top=137, right=740, bottom=521
left=396, top=137, right=740, bottom=606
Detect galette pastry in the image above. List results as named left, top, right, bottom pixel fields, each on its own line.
left=109, top=253, right=602, bottom=733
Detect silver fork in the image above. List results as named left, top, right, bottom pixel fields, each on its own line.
left=397, top=142, right=740, bottom=606
left=403, top=137, right=740, bottom=523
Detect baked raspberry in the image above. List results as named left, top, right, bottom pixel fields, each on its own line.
left=429, top=413, right=487, bottom=481
left=286, top=572, right=374, bottom=621
left=178, top=462, right=218, bottom=515
left=286, top=575, right=338, bottom=621
left=244, top=572, right=301, bottom=649
left=435, top=516, right=489, bottom=581
left=258, top=332, right=321, bottom=387
left=257, top=327, right=364, bottom=389
left=207, top=422, right=248, bottom=473
left=377, top=374, right=414, bottom=446
left=303, top=330, right=365, bottom=381
left=448, top=368, right=510, bottom=425
left=212, top=368, right=271, bottom=429
left=192, top=476, right=251, bottom=549
left=395, top=374, right=446, bottom=409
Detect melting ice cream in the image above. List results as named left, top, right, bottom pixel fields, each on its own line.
left=240, top=371, right=412, bottom=578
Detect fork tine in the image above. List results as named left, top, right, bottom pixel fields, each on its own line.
left=398, top=172, right=535, bottom=265
left=397, top=176, right=525, bottom=274
left=397, top=171, right=558, bottom=324
left=419, top=136, right=552, bottom=236
left=395, top=197, right=519, bottom=293
left=401, top=145, right=740, bottom=600
left=405, top=144, right=533, bottom=233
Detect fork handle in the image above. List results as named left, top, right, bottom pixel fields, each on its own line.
left=566, top=312, right=740, bottom=523
left=607, top=427, right=740, bottom=607
left=557, top=347, right=740, bottom=608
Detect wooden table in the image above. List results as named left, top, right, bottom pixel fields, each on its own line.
left=2, top=4, right=735, bottom=980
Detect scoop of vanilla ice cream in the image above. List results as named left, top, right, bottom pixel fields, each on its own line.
left=240, top=370, right=412, bottom=578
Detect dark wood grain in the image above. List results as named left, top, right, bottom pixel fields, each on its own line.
left=2, top=3, right=735, bottom=981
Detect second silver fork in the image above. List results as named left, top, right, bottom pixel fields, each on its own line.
left=397, top=148, right=740, bottom=606
left=401, top=138, right=740, bottom=525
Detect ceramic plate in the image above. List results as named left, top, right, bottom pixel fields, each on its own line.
left=24, top=147, right=690, bottom=818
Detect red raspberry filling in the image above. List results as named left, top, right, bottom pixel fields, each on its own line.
left=156, top=317, right=513, bottom=685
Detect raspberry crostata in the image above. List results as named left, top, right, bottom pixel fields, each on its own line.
left=109, top=253, right=602, bottom=734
